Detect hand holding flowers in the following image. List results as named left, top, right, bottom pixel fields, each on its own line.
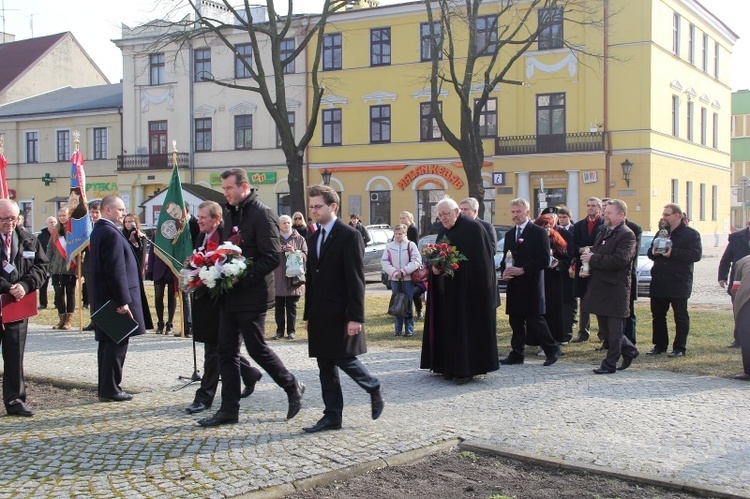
left=421, top=237, right=467, bottom=278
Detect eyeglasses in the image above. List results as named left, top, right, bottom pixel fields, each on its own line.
left=662, top=212, right=675, bottom=217
left=308, top=204, right=327, bottom=210
left=293, top=217, right=302, bottom=220
left=0, top=217, right=17, bottom=223
left=438, top=211, right=453, bottom=218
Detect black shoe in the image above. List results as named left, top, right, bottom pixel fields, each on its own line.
left=98, top=391, right=133, bottom=402
left=186, top=401, right=209, bottom=414
left=595, top=344, right=608, bottom=352
left=618, top=350, right=639, bottom=371
left=646, top=347, right=666, bottom=355
left=165, top=324, right=174, bottom=335
left=303, top=417, right=342, bottom=433
left=667, top=350, right=685, bottom=358
left=38, top=304, right=47, bottom=310
left=83, top=323, right=95, bottom=331
left=571, top=333, right=589, bottom=343
left=499, top=357, right=524, bottom=365
left=593, top=367, right=616, bottom=374
left=273, top=333, right=283, bottom=340
left=241, top=372, right=263, bottom=398
left=543, top=350, right=560, bottom=367
left=394, top=332, right=402, bottom=337
left=454, top=376, right=473, bottom=385
left=733, top=373, right=750, bottom=381
left=728, top=341, right=740, bottom=349
left=370, top=385, right=384, bottom=420
left=155, top=324, right=164, bottom=335
left=287, top=379, right=305, bottom=420
left=7, top=401, right=34, bottom=417
left=197, top=411, right=238, bottom=427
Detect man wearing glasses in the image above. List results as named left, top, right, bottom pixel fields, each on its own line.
left=646, top=203, right=702, bottom=357
left=0, top=199, right=48, bottom=417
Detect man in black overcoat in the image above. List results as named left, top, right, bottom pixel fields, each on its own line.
left=570, top=197, right=604, bottom=342
left=90, top=195, right=153, bottom=402
left=36, top=216, right=55, bottom=310
left=718, top=219, right=750, bottom=348
left=499, top=198, right=560, bottom=366
left=459, top=197, right=499, bottom=307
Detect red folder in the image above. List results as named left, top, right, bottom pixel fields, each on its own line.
left=1, top=290, right=38, bottom=324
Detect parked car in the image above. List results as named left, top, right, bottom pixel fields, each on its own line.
left=363, top=224, right=393, bottom=274
left=636, top=231, right=656, bottom=297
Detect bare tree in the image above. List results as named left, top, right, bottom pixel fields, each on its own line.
left=424, top=0, right=603, bottom=217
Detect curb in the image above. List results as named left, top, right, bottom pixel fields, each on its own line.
left=459, top=440, right=750, bottom=499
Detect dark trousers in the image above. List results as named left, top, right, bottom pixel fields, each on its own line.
left=97, top=337, right=129, bottom=397
left=52, top=274, right=76, bottom=314
left=596, top=315, right=638, bottom=371
left=274, top=296, right=300, bottom=337
left=154, top=278, right=176, bottom=327
left=218, top=310, right=296, bottom=414
left=738, top=302, right=750, bottom=375
left=181, top=291, right=192, bottom=335
left=38, top=275, right=49, bottom=307
left=317, top=357, right=380, bottom=423
left=650, top=297, right=689, bottom=352
left=578, top=310, right=591, bottom=337
left=194, top=341, right=261, bottom=407
left=561, top=297, right=577, bottom=343
left=1, top=320, right=28, bottom=409
left=623, top=298, right=637, bottom=345
left=507, top=313, right=560, bottom=359
left=83, top=271, right=94, bottom=310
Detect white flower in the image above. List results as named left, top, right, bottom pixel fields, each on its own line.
left=199, top=266, right=220, bottom=289
left=223, top=260, right=247, bottom=278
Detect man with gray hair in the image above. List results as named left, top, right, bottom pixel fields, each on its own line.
left=571, top=197, right=604, bottom=343
left=459, top=197, right=497, bottom=259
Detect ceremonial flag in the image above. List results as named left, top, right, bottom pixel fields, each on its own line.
left=65, top=149, right=91, bottom=267
left=0, top=148, right=8, bottom=199
left=153, top=163, right=193, bottom=277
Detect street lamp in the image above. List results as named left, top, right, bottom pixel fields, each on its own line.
left=620, top=159, right=634, bottom=187
left=321, top=168, right=332, bottom=185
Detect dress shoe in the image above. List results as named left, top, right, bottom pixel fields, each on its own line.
left=186, top=401, right=209, bottom=414
left=38, top=304, right=47, bottom=310
left=83, top=323, right=95, bottom=331
left=728, top=340, right=740, bottom=349
left=454, top=376, right=473, bottom=385
left=98, top=391, right=133, bottom=402
left=593, top=367, right=616, bottom=374
left=370, top=385, right=384, bottom=420
left=197, top=411, right=238, bottom=427
left=499, top=357, right=524, bottom=365
left=571, top=333, right=589, bottom=343
left=646, top=347, right=666, bottom=355
left=273, top=333, right=283, bottom=340
left=617, top=350, right=639, bottom=371
left=733, top=373, right=750, bottom=381
left=303, top=417, right=342, bottom=433
left=286, top=379, right=305, bottom=420
left=7, top=401, right=34, bottom=417
left=241, top=372, right=263, bottom=398
left=543, top=350, right=560, bottom=367
left=667, top=350, right=685, bottom=358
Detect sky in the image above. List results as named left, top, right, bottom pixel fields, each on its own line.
left=3, top=0, right=750, bottom=90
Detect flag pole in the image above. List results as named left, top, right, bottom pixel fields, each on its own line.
left=172, top=142, right=185, bottom=338
left=77, top=254, right=82, bottom=331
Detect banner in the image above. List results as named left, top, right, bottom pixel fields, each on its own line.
left=153, top=163, right=193, bottom=277
left=0, top=150, right=8, bottom=199
left=66, top=149, right=91, bottom=267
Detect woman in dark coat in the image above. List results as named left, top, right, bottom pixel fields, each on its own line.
left=291, top=211, right=308, bottom=238
left=534, top=214, right=571, bottom=344
left=122, top=214, right=147, bottom=273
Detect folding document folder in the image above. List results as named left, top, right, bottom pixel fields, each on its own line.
left=91, top=300, right=139, bottom=344
left=0, top=290, right=38, bottom=324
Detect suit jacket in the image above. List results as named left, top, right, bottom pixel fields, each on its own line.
left=304, top=218, right=367, bottom=359
left=572, top=216, right=604, bottom=298
left=0, top=227, right=48, bottom=298
left=581, top=222, right=636, bottom=318
left=500, top=222, right=550, bottom=316
left=90, top=219, right=153, bottom=341
left=647, top=220, right=702, bottom=299
left=191, top=225, right=223, bottom=344
left=718, top=227, right=750, bottom=291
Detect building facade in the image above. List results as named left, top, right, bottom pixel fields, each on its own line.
left=731, top=89, right=750, bottom=228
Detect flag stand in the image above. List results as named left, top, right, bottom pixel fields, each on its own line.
left=175, top=291, right=201, bottom=390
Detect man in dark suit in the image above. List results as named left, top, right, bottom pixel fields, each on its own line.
left=499, top=198, right=560, bottom=366
left=36, top=216, right=55, bottom=310
left=81, top=202, right=101, bottom=330
left=89, top=195, right=153, bottom=402
left=302, top=185, right=383, bottom=433
left=718, top=219, right=750, bottom=348
left=581, top=199, right=639, bottom=374
left=570, top=197, right=604, bottom=343
left=185, top=201, right=262, bottom=414
left=197, top=169, right=304, bottom=427
left=0, top=200, right=48, bottom=417
left=556, top=206, right=578, bottom=341
left=459, top=197, right=499, bottom=308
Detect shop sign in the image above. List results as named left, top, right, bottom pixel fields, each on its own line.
left=582, top=171, right=598, bottom=184
left=397, top=164, right=464, bottom=190
left=86, top=182, right=118, bottom=196
left=210, top=171, right=276, bottom=186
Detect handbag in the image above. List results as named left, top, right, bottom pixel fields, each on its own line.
left=285, top=250, right=305, bottom=277
left=410, top=265, right=429, bottom=283
left=387, top=290, right=410, bottom=318
left=290, top=274, right=306, bottom=287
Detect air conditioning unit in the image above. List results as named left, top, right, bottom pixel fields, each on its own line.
left=370, top=193, right=379, bottom=202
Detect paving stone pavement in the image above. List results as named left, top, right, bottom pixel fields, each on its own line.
left=2, top=320, right=747, bottom=498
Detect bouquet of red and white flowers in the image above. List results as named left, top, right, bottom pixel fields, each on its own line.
left=421, top=236, right=467, bottom=278
left=180, top=241, right=250, bottom=300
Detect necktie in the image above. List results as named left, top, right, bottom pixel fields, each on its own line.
left=4, top=234, right=10, bottom=262
left=516, top=226, right=522, bottom=243
left=318, top=228, right=327, bottom=257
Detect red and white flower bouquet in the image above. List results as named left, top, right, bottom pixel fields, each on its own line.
left=421, top=236, right=467, bottom=278
left=180, top=241, right=249, bottom=300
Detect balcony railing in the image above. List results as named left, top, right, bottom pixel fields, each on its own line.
left=116, top=153, right=190, bottom=171
left=495, top=131, right=604, bottom=156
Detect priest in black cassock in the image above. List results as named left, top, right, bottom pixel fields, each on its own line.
left=420, top=198, right=499, bottom=384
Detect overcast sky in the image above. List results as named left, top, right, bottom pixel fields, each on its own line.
left=4, top=0, right=749, bottom=90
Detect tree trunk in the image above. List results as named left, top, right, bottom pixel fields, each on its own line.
left=286, top=153, right=306, bottom=216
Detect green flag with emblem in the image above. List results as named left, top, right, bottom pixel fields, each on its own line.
left=153, top=163, right=193, bottom=277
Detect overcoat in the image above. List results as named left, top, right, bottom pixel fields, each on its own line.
left=191, top=225, right=222, bottom=344
left=647, top=220, right=702, bottom=299
left=500, top=222, right=550, bottom=316
left=572, top=216, right=604, bottom=298
left=718, top=226, right=750, bottom=292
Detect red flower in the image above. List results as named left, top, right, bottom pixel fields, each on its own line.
left=451, top=263, right=459, bottom=270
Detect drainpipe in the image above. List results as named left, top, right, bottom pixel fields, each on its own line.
left=603, top=0, right=612, bottom=198
left=304, top=24, right=310, bottom=209
left=188, top=44, right=195, bottom=184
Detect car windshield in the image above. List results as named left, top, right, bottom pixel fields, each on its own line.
left=640, top=235, right=654, bottom=255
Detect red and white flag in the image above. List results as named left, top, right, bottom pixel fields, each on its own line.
left=0, top=151, right=8, bottom=199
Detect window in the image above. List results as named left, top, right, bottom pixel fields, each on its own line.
left=234, top=115, right=252, bottom=150
left=699, top=183, right=706, bottom=221
left=672, top=13, right=680, bottom=56
left=688, top=24, right=695, bottom=64
left=477, top=98, right=497, bottom=137
left=476, top=15, right=498, bottom=54
left=56, top=130, right=70, bottom=162
left=150, top=53, right=165, bottom=85
left=195, top=118, right=212, bottom=152
left=420, top=22, right=442, bottom=61
left=369, top=105, right=391, bottom=143
left=672, top=95, right=680, bottom=136
left=538, top=7, right=563, bottom=50
left=714, top=41, right=720, bottom=78
left=713, top=112, right=719, bottom=148
left=671, top=179, right=679, bottom=204
left=93, top=128, right=107, bottom=160
left=687, top=101, right=694, bottom=141
left=702, top=33, right=708, bottom=71
left=277, top=192, right=292, bottom=217
left=700, top=107, right=707, bottom=146
left=149, top=121, right=168, bottom=156
left=369, top=191, right=391, bottom=225
left=25, top=131, right=39, bottom=163
left=235, top=44, right=253, bottom=78
left=280, top=38, right=296, bottom=74
left=420, top=102, right=442, bottom=141
left=323, top=33, right=342, bottom=71
left=712, top=185, right=718, bottom=221
left=277, top=112, right=295, bottom=147
left=536, top=93, right=565, bottom=136
left=194, top=48, right=211, bottom=82
left=685, top=181, right=693, bottom=220
left=322, top=109, right=342, bottom=146
left=370, top=28, right=391, bottom=66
